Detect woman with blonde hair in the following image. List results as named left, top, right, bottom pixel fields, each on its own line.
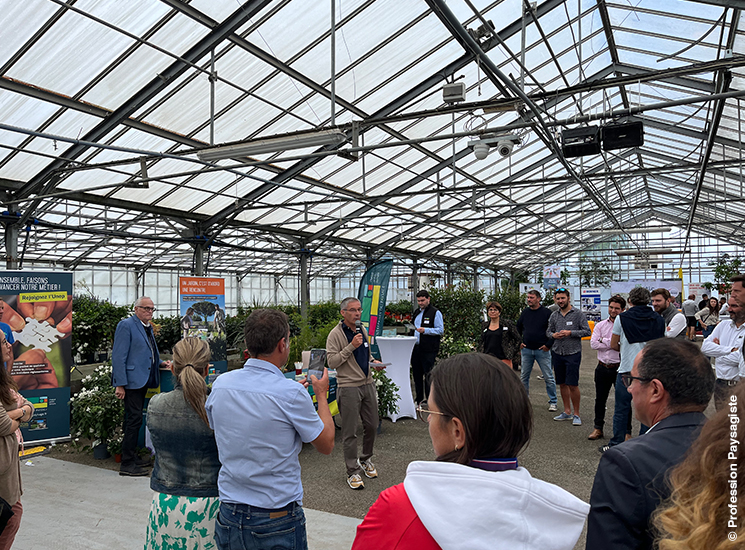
left=653, top=383, right=745, bottom=549
left=144, top=337, right=221, bottom=550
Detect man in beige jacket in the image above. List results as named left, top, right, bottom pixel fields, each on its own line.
left=326, top=297, right=380, bottom=490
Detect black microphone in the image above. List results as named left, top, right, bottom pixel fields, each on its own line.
left=355, top=320, right=363, bottom=334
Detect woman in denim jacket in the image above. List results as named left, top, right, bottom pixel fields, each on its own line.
left=144, top=337, right=221, bottom=550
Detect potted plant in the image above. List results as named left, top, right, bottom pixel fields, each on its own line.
left=372, top=368, right=400, bottom=433
left=107, top=427, right=123, bottom=462
left=69, top=363, right=124, bottom=459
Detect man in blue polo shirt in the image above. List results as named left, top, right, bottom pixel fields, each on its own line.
left=206, top=309, right=335, bottom=550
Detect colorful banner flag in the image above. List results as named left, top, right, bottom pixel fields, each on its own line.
left=0, top=271, right=73, bottom=444
left=358, top=260, right=393, bottom=337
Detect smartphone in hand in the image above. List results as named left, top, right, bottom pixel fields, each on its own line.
left=308, top=348, right=327, bottom=381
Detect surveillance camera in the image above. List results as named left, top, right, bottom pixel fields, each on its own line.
left=496, top=140, right=514, bottom=157
left=472, top=141, right=490, bottom=160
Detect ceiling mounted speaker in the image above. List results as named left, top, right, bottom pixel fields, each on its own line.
left=602, top=120, right=644, bottom=151
left=561, top=126, right=601, bottom=158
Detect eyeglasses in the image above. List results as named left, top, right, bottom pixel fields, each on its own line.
left=344, top=308, right=362, bottom=313
left=621, top=373, right=652, bottom=387
left=416, top=403, right=449, bottom=422
left=137, top=306, right=157, bottom=312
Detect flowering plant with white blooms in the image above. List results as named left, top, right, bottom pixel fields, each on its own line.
left=69, top=363, right=123, bottom=447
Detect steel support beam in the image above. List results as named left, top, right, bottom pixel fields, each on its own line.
left=16, top=0, right=271, bottom=204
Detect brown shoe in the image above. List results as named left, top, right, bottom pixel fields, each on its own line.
left=587, top=429, right=604, bottom=440
left=625, top=434, right=633, bottom=441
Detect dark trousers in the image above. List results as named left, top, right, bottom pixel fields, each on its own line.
left=122, top=385, right=148, bottom=468
left=610, top=372, right=645, bottom=446
left=714, top=378, right=739, bottom=411
left=593, top=363, right=618, bottom=431
left=411, top=345, right=437, bottom=403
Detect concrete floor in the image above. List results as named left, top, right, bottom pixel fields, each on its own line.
left=15, top=457, right=361, bottom=550
left=16, top=341, right=714, bottom=550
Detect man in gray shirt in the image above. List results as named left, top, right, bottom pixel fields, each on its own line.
left=547, top=288, right=591, bottom=426
left=681, top=294, right=699, bottom=341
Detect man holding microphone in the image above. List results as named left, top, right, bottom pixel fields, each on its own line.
left=327, top=297, right=382, bottom=490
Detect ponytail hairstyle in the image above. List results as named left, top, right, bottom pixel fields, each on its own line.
left=172, top=337, right=211, bottom=426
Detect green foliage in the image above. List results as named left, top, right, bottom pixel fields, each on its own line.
left=373, top=368, right=400, bottom=419
left=487, top=289, right=525, bottom=322
left=107, top=427, right=123, bottom=455
left=308, top=300, right=341, bottom=330
left=501, top=269, right=530, bottom=291
left=703, top=254, right=743, bottom=295
left=153, top=315, right=181, bottom=354
left=72, top=294, right=130, bottom=358
left=288, top=317, right=314, bottom=367
left=386, top=299, right=414, bottom=317
left=578, top=257, right=618, bottom=287
left=70, top=364, right=123, bottom=446
left=226, top=313, right=248, bottom=350
left=429, top=283, right=485, bottom=358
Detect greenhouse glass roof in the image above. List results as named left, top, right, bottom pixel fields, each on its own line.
left=1, top=0, right=744, bottom=278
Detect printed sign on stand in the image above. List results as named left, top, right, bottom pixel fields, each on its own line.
left=179, top=277, right=227, bottom=379
left=0, top=271, right=73, bottom=444
left=581, top=288, right=602, bottom=323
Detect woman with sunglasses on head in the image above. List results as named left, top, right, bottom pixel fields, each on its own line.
left=352, top=353, right=589, bottom=550
left=694, top=297, right=721, bottom=340
left=144, top=337, right=221, bottom=550
left=479, top=301, right=521, bottom=371
left=0, top=332, right=33, bottom=550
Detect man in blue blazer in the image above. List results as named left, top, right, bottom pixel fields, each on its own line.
left=586, top=338, right=714, bottom=550
left=112, top=296, right=170, bottom=476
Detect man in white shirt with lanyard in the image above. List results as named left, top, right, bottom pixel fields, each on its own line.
left=701, top=297, right=744, bottom=410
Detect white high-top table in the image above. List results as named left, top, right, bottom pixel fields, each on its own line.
left=376, top=336, right=417, bottom=422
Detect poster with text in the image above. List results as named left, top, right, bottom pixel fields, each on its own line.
left=0, top=271, right=72, bottom=443
left=581, top=288, right=602, bottom=323
left=179, top=277, right=227, bottom=378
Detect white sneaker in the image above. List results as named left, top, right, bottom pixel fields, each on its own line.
left=548, top=403, right=557, bottom=412
left=347, top=473, right=364, bottom=490
left=358, top=459, right=378, bottom=479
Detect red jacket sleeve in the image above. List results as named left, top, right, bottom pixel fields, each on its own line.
left=352, top=483, right=441, bottom=550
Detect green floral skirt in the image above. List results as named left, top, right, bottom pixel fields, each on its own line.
left=144, top=492, right=220, bottom=550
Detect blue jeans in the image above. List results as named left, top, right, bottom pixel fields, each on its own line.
left=215, top=501, right=307, bottom=550
left=520, top=348, right=557, bottom=404
left=610, top=372, right=648, bottom=446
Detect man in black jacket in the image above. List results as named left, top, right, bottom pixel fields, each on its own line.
left=586, top=338, right=714, bottom=550
left=410, top=290, right=443, bottom=404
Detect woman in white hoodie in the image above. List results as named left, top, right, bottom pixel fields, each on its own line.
left=352, top=353, right=589, bottom=550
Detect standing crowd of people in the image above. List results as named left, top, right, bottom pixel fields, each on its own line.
left=82, top=276, right=745, bottom=550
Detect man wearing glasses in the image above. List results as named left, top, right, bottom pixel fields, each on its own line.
left=586, top=338, right=714, bottom=550
left=112, top=296, right=171, bottom=477
left=327, top=297, right=381, bottom=490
